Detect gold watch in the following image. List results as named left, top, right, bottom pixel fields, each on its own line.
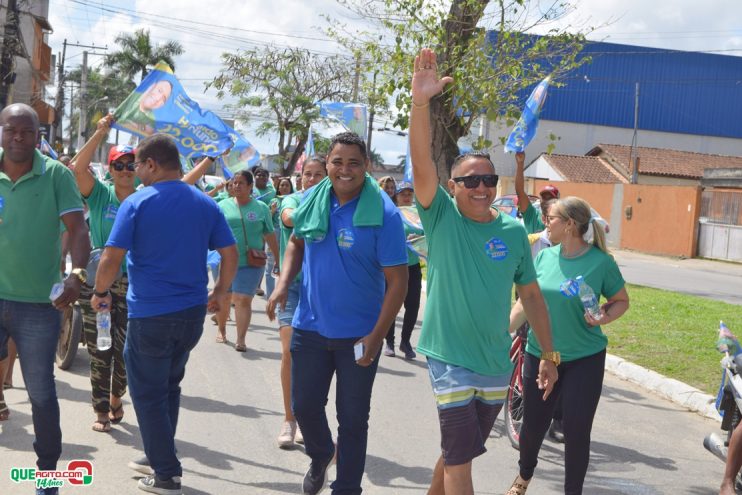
left=540, top=351, right=561, bottom=366
left=70, top=268, right=88, bottom=284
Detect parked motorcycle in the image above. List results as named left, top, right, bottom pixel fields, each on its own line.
left=704, top=321, right=742, bottom=491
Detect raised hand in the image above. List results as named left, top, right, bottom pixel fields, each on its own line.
left=411, top=48, right=454, bottom=106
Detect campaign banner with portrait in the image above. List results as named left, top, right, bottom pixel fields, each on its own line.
left=112, top=61, right=260, bottom=174
left=504, top=75, right=551, bottom=153
left=318, top=102, right=368, bottom=141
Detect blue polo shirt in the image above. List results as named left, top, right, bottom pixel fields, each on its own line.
left=292, top=190, right=407, bottom=338
left=106, top=180, right=236, bottom=318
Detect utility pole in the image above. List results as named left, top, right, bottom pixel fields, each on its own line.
left=68, top=83, right=76, bottom=154
left=76, top=51, right=88, bottom=150
left=52, top=40, right=67, bottom=142
left=0, top=0, right=20, bottom=107
left=366, top=71, right=377, bottom=154
left=629, top=82, right=640, bottom=184
left=351, top=54, right=361, bottom=102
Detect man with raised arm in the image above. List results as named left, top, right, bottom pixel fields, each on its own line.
left=409, top=48, right=558, bottom=495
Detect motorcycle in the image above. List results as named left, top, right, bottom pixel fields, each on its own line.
left=703, top=321, right=742, bottom=490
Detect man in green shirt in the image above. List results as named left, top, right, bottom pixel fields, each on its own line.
left=514, top=151, right=560, bottom=234
left=0, top=103, right=90, bottom=493
left=409, top=48, right=558, bottom=495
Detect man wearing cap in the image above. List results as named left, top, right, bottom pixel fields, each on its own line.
left=0, top=103, right=90, bottom=495
left=514, top=151, right=560, bottom=234
left=71, top=114, right=137, bottom=433
left=384, top=180, right=424, bottom=360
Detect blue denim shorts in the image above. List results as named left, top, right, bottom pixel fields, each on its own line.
left=277, top=280, right=301, bottom=327
left=231, top=266, right=263, bottom=296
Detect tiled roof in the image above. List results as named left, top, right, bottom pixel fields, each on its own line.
left=587, top=144, right=742, bottom=180
left=540, top=154, right=628, bottom=183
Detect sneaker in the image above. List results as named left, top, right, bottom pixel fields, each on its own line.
left=277, top=420, right=297, bottom=448
left=399, top=341, right=416, bottom=360
left=295, top=424, right=304, bottom=444
left=548, top=419, right=565, bottom=443
left=302, top=450, right=335, bottom=495
left=128, top=456, right=154, bottom=476
left=137, top=474, right=182, bottom=495
left=382, top=343, right=395, bottom=357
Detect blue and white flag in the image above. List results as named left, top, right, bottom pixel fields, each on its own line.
left=305, top=127, right=315, bottom=158
left=39, top=136, right=58, bottom=159
left=403, top=138, right=412, bottom=184
left=504, top=76, right=551, bottom=153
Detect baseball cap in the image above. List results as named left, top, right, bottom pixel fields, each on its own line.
left=539, top=184, right=560, bottom=200
left=108, top=144, right=136, bottom=164
left=396, top=181, right=414, bottom=193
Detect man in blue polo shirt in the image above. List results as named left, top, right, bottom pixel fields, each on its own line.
left=91, top=134, right=238, bottom=495
left=268, top=132, right=408, bottom=495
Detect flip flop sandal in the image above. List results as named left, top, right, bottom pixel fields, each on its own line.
left=235, top=344, right=247, bottom=352
left=506, top=476, right=530, bottom=495
left=215, top=334, right=226, bottom=344
left=109, top=404, right=124, bottom=425
left=92, top=419, right=111, bottom=433
left=0, top=400, right=9, bottom=421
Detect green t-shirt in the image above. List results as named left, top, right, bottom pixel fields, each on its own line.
left=416, top=186, right=537, bottom=376
left=0, top=149, right=84, bottom=302
left=526, top=245, right=625, bottom=362
left=522, top=202, right=545, bottom=234
left=219, top=198, right=274, bottom=267
left=403, top=220, right=424, bottom=266
left=254, top=183, right=276, bottom=205
left=85, top=180, right=120, bottom=249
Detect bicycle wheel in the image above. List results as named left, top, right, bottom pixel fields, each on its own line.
left=505, top=354, right=525, bottom=450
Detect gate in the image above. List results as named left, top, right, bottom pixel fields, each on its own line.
left=698, top=190, right=742, bottom=262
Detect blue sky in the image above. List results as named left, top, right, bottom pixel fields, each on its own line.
left=47, top=0, right=742, bottom=164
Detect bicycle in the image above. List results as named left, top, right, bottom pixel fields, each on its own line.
left=504, top=321, right=528, bottom=450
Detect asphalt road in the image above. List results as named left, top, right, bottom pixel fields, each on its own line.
left=0, top=299, right=727, bottom=494
left=613, top=250, right=742, bottom=306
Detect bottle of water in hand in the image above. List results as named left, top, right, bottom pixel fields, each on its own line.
left=575, top=276, right=601, bottom=320
left=96, top=304, right=112, bottom=351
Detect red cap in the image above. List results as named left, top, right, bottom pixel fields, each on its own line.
left=539, top=184, right=560, bottom=200
left=108, top=144, right=136, bottom=164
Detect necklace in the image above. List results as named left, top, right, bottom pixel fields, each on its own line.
left=561, top=243, right=590, bottom=259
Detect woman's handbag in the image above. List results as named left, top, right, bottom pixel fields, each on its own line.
left=238, top=199, right=267, bottom=267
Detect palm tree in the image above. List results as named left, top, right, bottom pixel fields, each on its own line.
left=104, top=28, right=184, bottom=82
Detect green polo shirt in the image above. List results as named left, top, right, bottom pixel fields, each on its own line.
left=0, top=149, right=84, bottom=302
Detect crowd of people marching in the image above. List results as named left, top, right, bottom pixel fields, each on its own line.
left=0, top=48, right=636, bottom=495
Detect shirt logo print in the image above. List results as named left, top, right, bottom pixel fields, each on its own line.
left=104, top=204, right=118, bottom=220
left=246, top=211, right=258, bottom=221
left=337, top=228, right=355, bottom=250
left=485, top=237, right=508, bottom=261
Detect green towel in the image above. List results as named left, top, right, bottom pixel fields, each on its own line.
left=293, top=174, right=384, bottom=241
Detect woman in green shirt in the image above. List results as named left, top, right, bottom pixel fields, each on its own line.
left=216, top=170, right=279, bottom=352
left=507, top=197, right=630, bottom=495
left=72, top=115, right=136, bottom=433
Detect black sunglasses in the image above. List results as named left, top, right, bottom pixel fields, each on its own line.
left=111, top=161, right=136, bottom=172
left=452, top=174, right=499, bottom=189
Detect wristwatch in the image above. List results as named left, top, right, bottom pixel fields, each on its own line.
left=540, top=351, right=561, bottom=366
left=70, top=268, right=88, bottom=284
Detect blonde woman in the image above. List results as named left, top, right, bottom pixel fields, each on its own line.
left=507, top=197, right=629, bottom=495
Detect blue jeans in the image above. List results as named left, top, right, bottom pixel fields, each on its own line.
left=0, top=299, right=62, bottom=470
left=291, top=329, right=380, bottom=495
left=124, top=305, right=206, bottom=479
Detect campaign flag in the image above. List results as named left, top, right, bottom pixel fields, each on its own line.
left=218, top=130, right=260, bottom=178
left=504, top=75, right=551, bottom=153
left=318, top=102, right=368, bottom=141
left=295, top=127, right=315, bottom=173
left=407, top=235, right=428, bottom=260
left=112, top=61, right=260, bottom=173
left=403, top=139, right=412, bottom=184
left=39, top=136, right=58, bottom=159
left=717, top=321, right=741, bottom=355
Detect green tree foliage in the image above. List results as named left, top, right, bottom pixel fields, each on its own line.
left=208, top=46, right=357, bottom=174
left=104, top=28, right=184, bottom=83
left=326, top=0, right=592, bottom=181
left=67, top=66, right=136, bottom=139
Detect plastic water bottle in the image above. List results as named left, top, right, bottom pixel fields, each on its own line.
left=49, top=283, right=64, bottom=302
left=575, top=276, right=601, bottom=319
left=96, top=304, right=112, bottom=351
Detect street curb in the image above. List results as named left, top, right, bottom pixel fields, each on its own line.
left=605, top=353, right=721, bottom=421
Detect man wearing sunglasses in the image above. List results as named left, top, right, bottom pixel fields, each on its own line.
left=71, top=114, right=137, bottom=434
left=409, top=48, right=558, bottom=495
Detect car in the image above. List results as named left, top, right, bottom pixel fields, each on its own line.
left=492, top=194, right=539, bottom=218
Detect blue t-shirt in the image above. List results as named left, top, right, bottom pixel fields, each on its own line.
left=106, top=180, right=236, bottom=318
left=292, top=190, right=407, bottom=338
